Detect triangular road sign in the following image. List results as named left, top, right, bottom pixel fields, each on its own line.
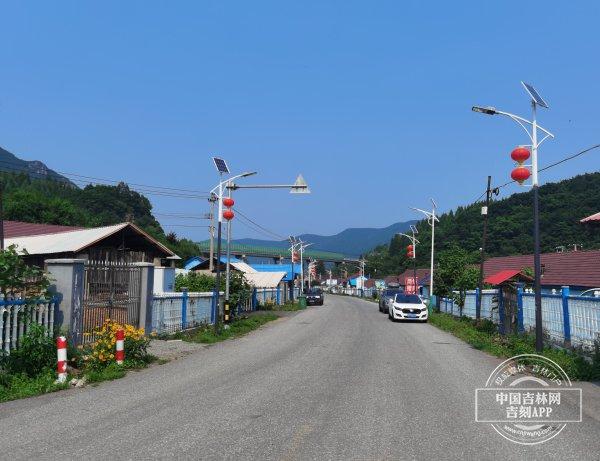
left=291, top=174, right=310, bottom=194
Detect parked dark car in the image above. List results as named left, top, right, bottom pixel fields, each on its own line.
left=378, top=284, right=404, bottom=313
left=306, top=288, right=325, bottom=306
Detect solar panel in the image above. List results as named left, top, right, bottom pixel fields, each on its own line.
left=212, top=157, right=230, bottom=174
left=521, top=82, right=549, bottom=108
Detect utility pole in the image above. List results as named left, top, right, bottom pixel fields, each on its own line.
left=476, top=176, right=492, bottom=321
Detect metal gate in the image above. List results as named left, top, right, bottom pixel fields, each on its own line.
left=80, top=261, right=142, bottom=343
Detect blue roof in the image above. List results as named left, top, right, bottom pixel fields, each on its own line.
left=250, top=263, right=302, bottom=282
left=184, top=256, right=206, bottom=271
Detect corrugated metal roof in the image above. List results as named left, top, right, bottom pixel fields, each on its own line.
left=249, top=263, right=301, bottom=282
left=230, top=261, right=257, bottom=274
left=244, top=271, right=287, bottom=288
left=581, top=212, right=600, bottom=223
left=5, top=222, right=176, bottom=257
left=4, top=220, right=84, bottom=238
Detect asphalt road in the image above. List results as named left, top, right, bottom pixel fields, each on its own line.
left=1, top=295, right=599, bottom=460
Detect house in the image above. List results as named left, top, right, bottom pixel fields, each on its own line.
left=385, top=269, right=431, bottom=296
left=5, top=221, right=179, bottom=267
left=483, top=249, right=600, bottom=295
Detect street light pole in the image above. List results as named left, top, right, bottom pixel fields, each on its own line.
left=530, top=101, right=544, bottom=353
left=211, top=166, right=258, bottom=334
left=225, top=185, right=233, bottom=321
left=298, top=242, right=314, bottom=293
left=411, top=199, right=438, bottom=303
left=213, top=176, right=224, bottom=333
left=398, top=227, right=420, bottom=295
left=472, top=82, right=554, bottom=353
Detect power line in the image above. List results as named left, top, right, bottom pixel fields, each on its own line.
left=473, top=143, right=600, bottom=200
left=161, top=224, right=211, bottom=228
left=0, top=159, right=210, bottom=199
left=153, top=212, right=210, bottom=219
left=233, top=207, right=287, bottom=241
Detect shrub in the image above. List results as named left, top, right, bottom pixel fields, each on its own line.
left=0, top=324, right=56, bottom=377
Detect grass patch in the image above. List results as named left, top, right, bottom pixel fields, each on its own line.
left=258, top=301, right=305, bottom=312
left=85, top=363, right=127, bottom=384
left=429, top=312, right=600, bottom=381
left=178, top=313, right=279, bottom=344
left=0, top=369, right=69, bottom=403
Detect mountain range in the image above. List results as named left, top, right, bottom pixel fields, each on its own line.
left=234, top=221, right=418, bottom=257
left=0, top=146, right=75, bottom=186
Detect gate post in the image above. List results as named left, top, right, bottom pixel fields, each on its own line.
left=133, top=263, right=155, bottom=334
left=516, top=283, right=524, bottom=334
left=561, top=286, right=572, bottom=348
left=46, top=259, right=85, bottom=345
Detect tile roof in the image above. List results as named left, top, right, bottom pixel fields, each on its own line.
left=483, top=250, right=600, bottom=288
left=4, top=220, right=83, bottom=238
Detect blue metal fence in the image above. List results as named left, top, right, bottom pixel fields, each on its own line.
left=151, top=291, right=214, bottom=334
left=440, top=287, right=600, bottom=349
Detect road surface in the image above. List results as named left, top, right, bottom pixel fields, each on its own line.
left=1, top=295, right=599, bottom=460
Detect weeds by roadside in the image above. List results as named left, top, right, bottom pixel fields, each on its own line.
left=429, top=312, right=600, bottom=381
left=0, top=319, right=156, bottom=403
left=259, top=301, right=304, bottom=312
left=165, top=313, right=279, bottom=344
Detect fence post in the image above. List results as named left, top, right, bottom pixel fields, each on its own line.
left=498, top=289, right=505, bottom=335
left=475, top=287, right=480, bottom=318
left=133, top=262, right=155, bottom=334
left=561, top=286, right=572, bottom=348
left=276, top=285, right=281, bottom=305
left=516, top=283, right=524, bottom=333
left=252, top=288, right=258, bottom=311
left=181, top=288, right=189, bottom=330
left=45, top=259, right=86, bottom=345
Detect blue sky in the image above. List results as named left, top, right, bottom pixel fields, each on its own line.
left=1, top=1, right=599, bottom=241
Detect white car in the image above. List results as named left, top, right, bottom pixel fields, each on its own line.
left=388, top=293, right=428, bottom=322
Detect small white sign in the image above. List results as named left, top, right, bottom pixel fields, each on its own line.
left=481, top=206, right=488, bottom=215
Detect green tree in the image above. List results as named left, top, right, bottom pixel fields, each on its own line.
left=0, top=246, right=50, bottom=297
left=434, top=245, right=479, bottom=314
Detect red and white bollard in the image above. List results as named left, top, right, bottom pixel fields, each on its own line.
left=56, top=336, right=68, bottom=383
left=115, top=329, right=125, bottom=365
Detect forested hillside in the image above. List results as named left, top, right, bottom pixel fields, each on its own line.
left=0, top=172, right=199, bottom=262
left=366, top=172, right=600, bottom=276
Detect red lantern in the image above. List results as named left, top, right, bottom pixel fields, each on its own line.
left=511, top=166, right=531, bottom=184
left=511, top=147, right=530, bottom=164
left=223, top=209, right=235, bottom=221
left=292, top=251, right=300, bottom=262
left=407, top=244, right=414, bottom=252
left=223, top=197, right=235, bottom=208
left=407, top=251, right=414, bottom=259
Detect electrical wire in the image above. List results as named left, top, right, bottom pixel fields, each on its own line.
left=471, top=143, right=600, bottom=201
left=0, top=159, right=210, bottom=199
left=234, top=208, right=286, bottom=240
